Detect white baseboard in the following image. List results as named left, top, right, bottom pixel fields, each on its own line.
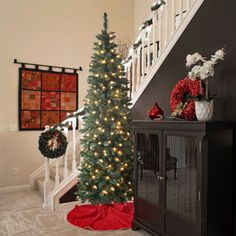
left=0, top=184, right=30, bottom=193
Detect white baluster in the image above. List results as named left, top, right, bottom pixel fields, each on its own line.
left=127, top=63, right=132, bottom=97
left=55, top=158, right=59, bottom=188
left=186, top=0, right=191, bottom=11
left=127, top=63, right=131, bottom=89
left=157, top=9, right=163, bottom=53
left=179, top=0, right=183, bottom=22
left=164, top=0, right=169, bottom=47
left=141, top=32, right=145, bottom=80
left=146, top=31, right=150, bottom=74
left=125, top=63, right=129, bottom=93
left=43, top=125, right=50, bottom=209
left=130, top=63, right=133, bottom=96
left=78, top=115, right=83, bottom=166
left=72, top=117, right=77, bottom=172
left=63, top=126, right=69, bottom=179
left=175, top=0, right=183, bottom=29
left=152, top=12, right=158, bottom=64
left=131, top=48, right=136, bottom=95
left=43, top=158, right=50, bottom=209
left=169, top=0, right=176, bottom=35
left=136, top=47, right=141, bottom=87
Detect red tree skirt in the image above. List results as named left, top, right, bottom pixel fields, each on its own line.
left=67, top=202, right=134, bottom=230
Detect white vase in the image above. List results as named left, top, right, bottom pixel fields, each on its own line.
left=195, top=100, right=214, bottom=121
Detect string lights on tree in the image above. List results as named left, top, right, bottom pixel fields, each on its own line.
left=75, top=13, right=133, bottom=205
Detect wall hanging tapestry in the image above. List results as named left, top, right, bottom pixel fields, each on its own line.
left=17, top=60, right=81, bottom=130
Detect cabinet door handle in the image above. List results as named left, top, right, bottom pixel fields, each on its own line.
left=158, top=176, right=165, bottom=181
left=137, top=151, right=143, bottom=165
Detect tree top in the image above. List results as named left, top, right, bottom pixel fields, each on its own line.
left=103, top=12, right=108, bottom=32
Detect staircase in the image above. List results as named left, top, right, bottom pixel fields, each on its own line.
left=124, top=0, right=205, bottom=105
left=29, top=112, right=83, bottom=210
left=29, top=0, right=205, bottom=211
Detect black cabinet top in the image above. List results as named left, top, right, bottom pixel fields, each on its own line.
left=131, top=120, right=234, bottom=132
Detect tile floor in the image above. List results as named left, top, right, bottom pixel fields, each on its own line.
left=0, top=189, right=149, bottom=236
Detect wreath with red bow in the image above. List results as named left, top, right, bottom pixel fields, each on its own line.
left=38, top=128, right=68, bottom=159
left=170, top=77, right=203, bottom=120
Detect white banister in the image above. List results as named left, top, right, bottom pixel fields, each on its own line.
left=124, top=0, right=204, bottom=103
left=31, top=108, right=84, bottom=210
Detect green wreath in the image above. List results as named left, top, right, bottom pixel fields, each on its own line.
left=38, top=128, right=68, bottom=159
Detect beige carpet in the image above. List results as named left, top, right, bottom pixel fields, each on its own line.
left=0, top=189, right=149, bottom=236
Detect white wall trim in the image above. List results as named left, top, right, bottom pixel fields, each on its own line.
left=0, top=184, right=30, bottom=193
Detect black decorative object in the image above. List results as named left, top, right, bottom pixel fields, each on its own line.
left=133, top=39, right=142, bottom=50
left=14, top=59, right=82, bottom=73
left=140, top=19, right=153, bottom=31
left=151, top=0, right=166, bottom=11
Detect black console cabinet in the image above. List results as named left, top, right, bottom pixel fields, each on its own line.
left=131, top=120, right=233, bottom=236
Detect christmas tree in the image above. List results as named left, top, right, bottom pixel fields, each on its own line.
left=76, top=13, right=133, bottom=205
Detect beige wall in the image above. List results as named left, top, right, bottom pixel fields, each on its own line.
left=0, top=0, right=134, bottom=188
left=134, top=0, right=154, bottom=38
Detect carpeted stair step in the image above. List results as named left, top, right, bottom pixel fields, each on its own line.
left=36, top=176, right=55, bottom=197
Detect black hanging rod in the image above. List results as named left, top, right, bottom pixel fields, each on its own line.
left=14, top=59, right=82, bottom=73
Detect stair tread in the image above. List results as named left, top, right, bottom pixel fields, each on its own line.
left=36, top=176, right=55, bottom=196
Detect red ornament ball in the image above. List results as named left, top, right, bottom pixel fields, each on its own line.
left=148, top=102, right=164, bottom=121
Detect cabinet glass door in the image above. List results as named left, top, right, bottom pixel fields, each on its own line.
left=135, top=131, right=162, bottom=233
left=164, top=135, right=198, bottom=236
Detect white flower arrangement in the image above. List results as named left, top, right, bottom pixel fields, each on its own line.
left=186, top=48, right=225, bottom=100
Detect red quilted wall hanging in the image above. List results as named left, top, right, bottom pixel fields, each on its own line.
left=19, top=68, right=78, bottom=130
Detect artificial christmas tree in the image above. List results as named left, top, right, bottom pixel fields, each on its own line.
left=67, top=13, right=133, bottom=230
